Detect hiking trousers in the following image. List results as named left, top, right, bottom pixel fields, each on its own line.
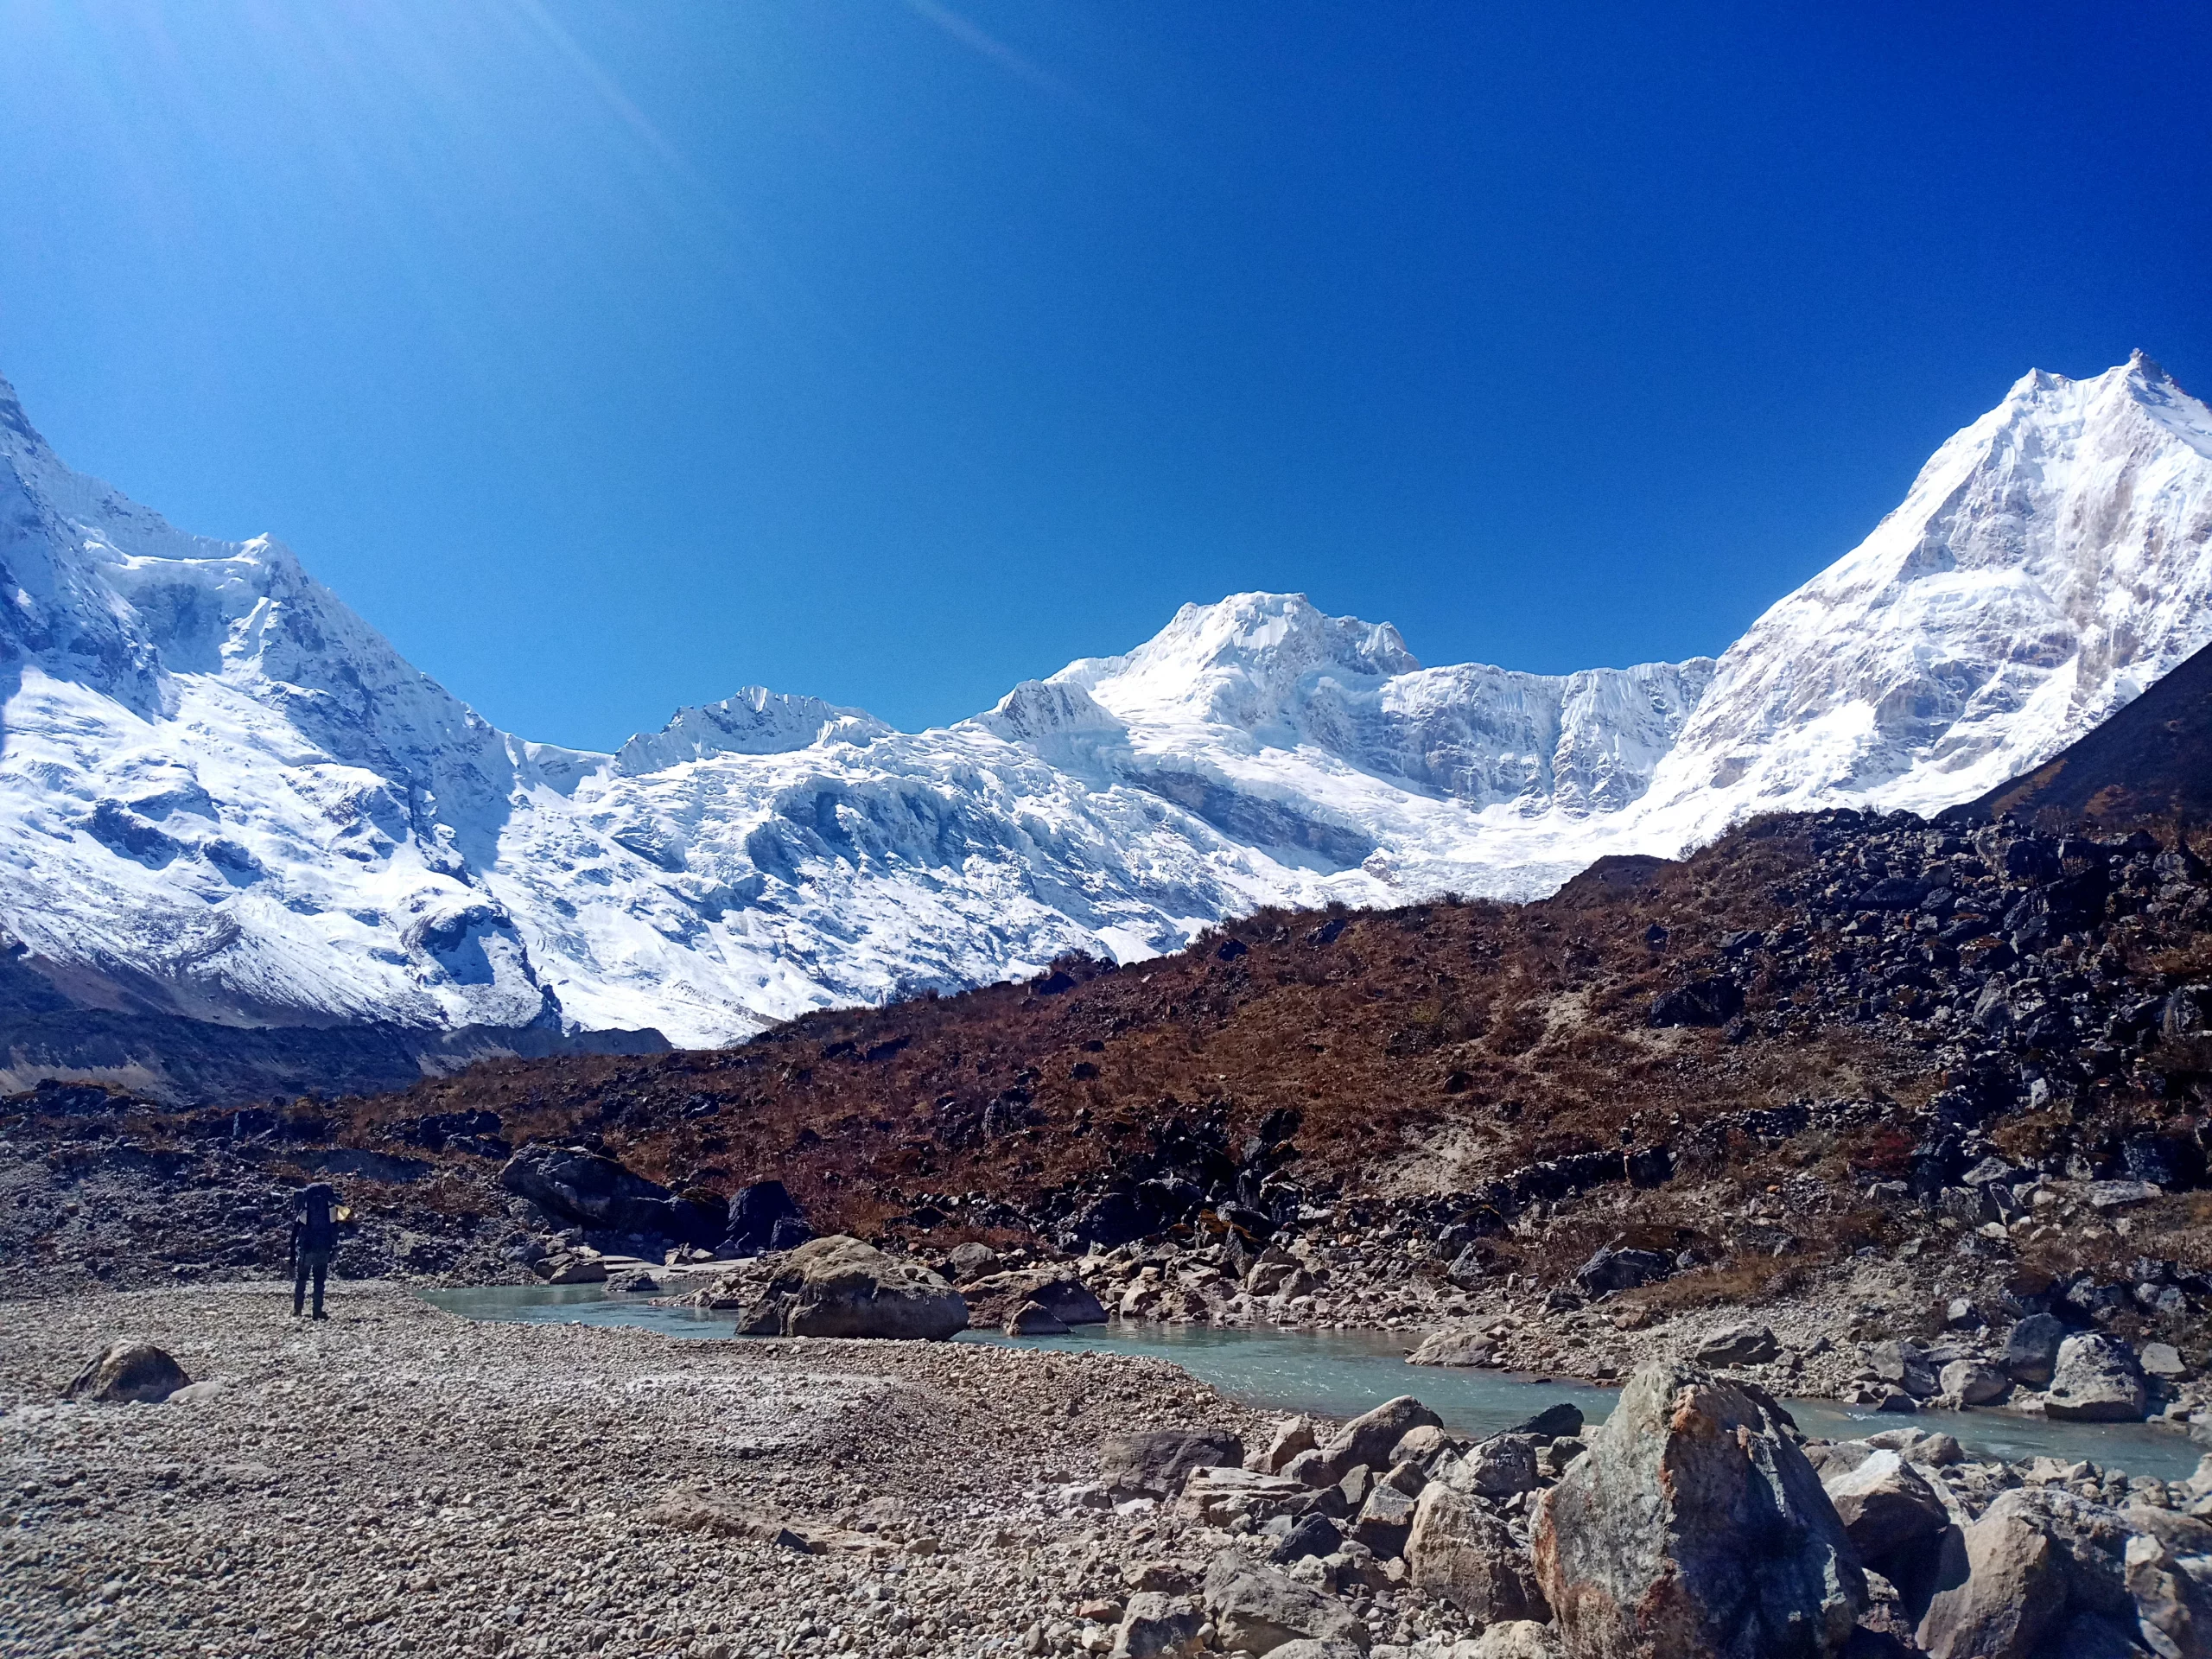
left=295, top=1248, right=331, bottom=1317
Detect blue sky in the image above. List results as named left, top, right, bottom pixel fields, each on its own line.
left=2, top=2, right=2207, bottom=750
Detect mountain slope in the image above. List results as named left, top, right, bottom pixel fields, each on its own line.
left=0, top=354, right=2208, bottom=1062
left=1963, top=635, right=2212, bottom=825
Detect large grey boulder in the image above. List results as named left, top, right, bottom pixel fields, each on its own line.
left=499, top=1150, right=725, bottom=1238
left=1916, top=1488, right=2212, bottom=1659
left=65, top=1340, right=190, bottom=1404
left=1310, top=1395, right=1441, bottom=1483
left=1694, top=1323, right=1780, bottom=1367
left=1532, top=1360, right=1865, bottom=1658
left=2001, top=1313, right=2066, bottom=1386
left=741, top=1235, right=968, bottom=1339
left=1446, top=1434, right=1541, bottom=1501
left=1112, top=1592, right=1205, bottom=1658
left=1819, top=1449, right=1949, bottom=1561
left=1202, top=1553, right=1370, bottom=1654
left=499, top=1142, right=726, bottom=1245
left=1405, top=1484, right=1547, bottom=1622
left=1250, top=1416, right=1318, bottom=1474
left=1938, top=1360, right=2011, bottom=1406
left=1408, top=1327, right=1498, bottom=1368
left=2044, top=1334, right=2149, bottom=1422
left=1916, top=1492, right=2071, bottom=1658
left=1103, top=1428, right=1246, bottom=1500
left=962, top=1268, right=1109, bottom=1327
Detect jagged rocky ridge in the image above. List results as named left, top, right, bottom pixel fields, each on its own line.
left=1, top=353, right=2208, bottom=1065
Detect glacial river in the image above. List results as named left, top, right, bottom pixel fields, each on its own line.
left=419, top=1283, right=2208, bottom=1482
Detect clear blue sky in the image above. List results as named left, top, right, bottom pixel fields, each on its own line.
left=2, top=2, right=2207, bottom=750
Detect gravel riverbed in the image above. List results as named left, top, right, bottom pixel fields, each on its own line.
left=0, top=1282, right=1326, bottom=1659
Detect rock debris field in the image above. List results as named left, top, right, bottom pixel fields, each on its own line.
left=0, top=1282, right=1283, bottom=1659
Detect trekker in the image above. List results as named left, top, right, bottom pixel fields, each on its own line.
left=289, top=1181, right=341, bottom=1319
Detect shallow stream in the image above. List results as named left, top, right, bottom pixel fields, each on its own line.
left=418, top=1284, right=2207, bottom=1482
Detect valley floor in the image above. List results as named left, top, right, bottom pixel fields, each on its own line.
left=0, top=1282, right=1369, bottom=1659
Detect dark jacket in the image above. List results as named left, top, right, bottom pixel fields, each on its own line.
left=290, top=1183, right=339, bottom=1255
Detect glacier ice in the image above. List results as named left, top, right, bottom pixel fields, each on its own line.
left=0, top=353, right=2205, bottom=1048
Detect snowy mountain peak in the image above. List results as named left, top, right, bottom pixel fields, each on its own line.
left=1057, top=590, right=1421, bottom=732
left=613, top=687, right=891, bottom=775
left=0, top=356, right=2207, bottom=1058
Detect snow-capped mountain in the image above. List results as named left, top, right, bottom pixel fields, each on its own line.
left=0, top=353, right=2206, bottom=1053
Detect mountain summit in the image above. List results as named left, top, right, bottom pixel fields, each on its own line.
left=0, top=359, right=2207, bottom=1050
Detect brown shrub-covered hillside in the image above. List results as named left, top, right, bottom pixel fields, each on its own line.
left=331, top=813, right=1941, bottom=1236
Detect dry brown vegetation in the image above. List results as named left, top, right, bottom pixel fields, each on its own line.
left=324, top=817, right=1937, bottom=1237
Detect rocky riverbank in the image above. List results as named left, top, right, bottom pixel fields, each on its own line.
left=9, top=1281, right=2212, bottom=1659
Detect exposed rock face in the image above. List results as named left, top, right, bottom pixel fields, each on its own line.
left=1405, top=1483, right=1548, bottom=1623
left=1101, top=1429, right=1246, bottom=1500
left=740, top=1236, right=968, bottom=1340
left=2044, top=1334, right=2149, bottom=1422
left=65, top=1340, right=190, bottom=1403
left=1531, top=1361, right=1865, bottom=1658
left=499, top=1143, right=723, bottom=1246
left=1201, top=1553, right=1370, bottom=1655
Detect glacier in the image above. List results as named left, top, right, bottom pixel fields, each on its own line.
left=0, top=353, right=2207, bottom=1052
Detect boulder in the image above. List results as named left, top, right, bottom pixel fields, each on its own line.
left=2001, top=1313, right=2066, bottom=1385
left=1820, top=1450, right=1949, bottom=1561
left=1202, top=1554, right=1370, bottom=1655
left=500, top=1143, right=726, bottom=1246
left=944, top=1241, right=998, bottom=1281
left=2044, top=1335, right=2149, bottom=1422
left=1406, top=1484, right=1548, bottom=1622
left=963, top=1268, right=1110, bottom=1327
left=1389, top=1425, right=1452, bottom=1466
left=1252, top=1416, right=1319, bottom=1475
left=1869, top=1341, right=1939, bottom=1398
left=1464, top=1623, right=1562, bottom=1658
left=723, top=1179, right=806, bottom=1253
left=1112, top=1592, right=1205, bottom=1659
left=1446, top=1244, right=1488, bottom=1292
left=1312, top=1395, right=1442, bottom=1483
left=531, top=1249, right=607, bottom=1285
left=1271, top=1515, right=1344, bottom=1565
left=1575, top=1247, right=1673, bottom=1295
left=1694, top=1323, right=1781, bottom=1367
left=1351, top=1480, right=1421, bottom=1558
left=2142, top=1342, right=2189, bottom=1380
left=1182, top=1468, right=1307, bottom=1528
left=1506, top=1402, right=1586, bottom=1441
left=1268, top=1644, right=1366, bottom=1659
left=1103, top=1429, right=1246, bottom=1500
left=1915, top=1493, right=2068, bottom=1659
left=65, top=1340, right=190, bottom=1404
left=1408, top=1328, right=1498, bottom=1368
left=1006, top=1300, right=1070, bottom=1336
left=1447, top=1434, right=1541, bottom=1501
left=742, top=1236, right=968, bottom=1339
left=1937, top=1361, right=2010, bottom=1406
left=1532, top=1360, right=1865, bottom=1658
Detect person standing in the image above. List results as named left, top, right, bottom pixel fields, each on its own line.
left=289, top=1181, right=340, bottom=1319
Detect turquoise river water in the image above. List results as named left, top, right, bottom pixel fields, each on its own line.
left=417, top=1284, right=2207, bottom=1483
